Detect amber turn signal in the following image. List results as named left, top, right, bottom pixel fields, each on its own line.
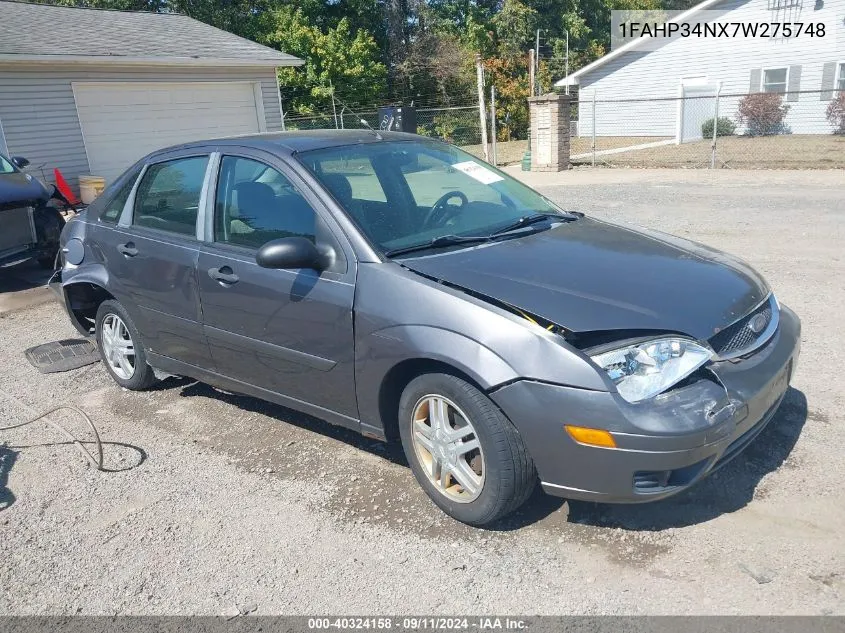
left=564, top=425, right=617, bottom=448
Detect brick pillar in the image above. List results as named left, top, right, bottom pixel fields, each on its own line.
left=528, top=94, right=571, bottom=171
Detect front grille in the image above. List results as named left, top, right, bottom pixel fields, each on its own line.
left=709, top=297, right=774, bottom=357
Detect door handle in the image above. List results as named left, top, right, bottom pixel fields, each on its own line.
left=208, top=266, right=239, bottom=285
left=117, top=242, right=138, bottom=257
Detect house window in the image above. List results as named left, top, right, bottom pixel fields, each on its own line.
left=762, top=68, right=788, bottom=93
left=837, top=63, right=845, bottom=92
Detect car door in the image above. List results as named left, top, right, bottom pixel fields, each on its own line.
left=94, top=150, right=214, bottom=367
left=196, top=149, right=358, bottom=423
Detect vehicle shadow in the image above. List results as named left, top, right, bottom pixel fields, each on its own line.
left=0, top=445, right=18, bottom=511
left=174, top=380, right=409, bottom=467
left=166, top=376, right=806, bottom=532
left=566, top=386, right=808, bottom=531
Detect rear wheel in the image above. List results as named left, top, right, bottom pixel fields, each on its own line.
left=95, top=300, right=157, bottom=390
left=398, top=373, right=536, bottom=526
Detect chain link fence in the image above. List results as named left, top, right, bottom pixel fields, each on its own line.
left=284, top=106, right=483, bottom=145
left=281, top=89, right=844, bottom=169
left=572, top=89, right=845, bottom=169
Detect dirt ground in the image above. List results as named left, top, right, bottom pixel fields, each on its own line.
left=1, top=169, right=843, bottom=615
left=466, top=135, right=845, bottom=169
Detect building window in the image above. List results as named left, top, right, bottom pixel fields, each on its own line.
left=837, top=63, right=845, bottom=92
left=762, top=68, right=788, bottom=93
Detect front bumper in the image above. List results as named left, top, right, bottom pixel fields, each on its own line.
left=489, top=305, right=801, bottom=503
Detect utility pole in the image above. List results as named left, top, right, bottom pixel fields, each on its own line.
left=565, top=30, right=570, bottom=95
left=528, top=48, right=535, bottom=104
left=522, top=48, right=534, bottom=171
left=535, top=29, right=541, bottom=95
left=490, top=84, right=497, bottom=166
left=330, top=83, right=338, bottom=129
left=592, top=90, right=597, bottom=167
left=475, top=53, right=490, bottom=163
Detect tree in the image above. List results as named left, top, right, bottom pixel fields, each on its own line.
left=259, top=6, right=387, bottom=114
left=396, top=31, right=477, bottom=106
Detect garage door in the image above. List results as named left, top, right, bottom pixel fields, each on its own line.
left=73, top=82, right=265, bottom=182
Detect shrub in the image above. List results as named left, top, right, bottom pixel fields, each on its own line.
left=432, top=113, right=481, bottom=145
left=433, top=113, right=458, bottom=142
left=825, top=91, right=845, bottom=135
left=736, top=93, right=791, bottom=136
left=701, top=116, right=736, bottom=138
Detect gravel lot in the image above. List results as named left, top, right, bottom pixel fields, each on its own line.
left=1, top=169, right=843, bottom=615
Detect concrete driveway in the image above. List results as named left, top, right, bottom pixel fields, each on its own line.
left=0, top=169, right=843, bottom=615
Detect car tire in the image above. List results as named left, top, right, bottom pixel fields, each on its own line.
left=95, top=300, right=158, bottom=391
left=34, top=207, right=64, bottom=270
left=398, top=373, right=536, bottom=526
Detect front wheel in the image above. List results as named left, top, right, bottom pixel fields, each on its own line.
left=95, top=300, right=158, bottom=390
left=398, top=373, right=536, bottom=526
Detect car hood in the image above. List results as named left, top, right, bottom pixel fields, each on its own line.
left=399, top=217, right=770, bottom=341
left=0, top=171, right=50, bottom=207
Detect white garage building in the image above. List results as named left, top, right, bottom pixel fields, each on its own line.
left=0, top=1, right=301, bottom=189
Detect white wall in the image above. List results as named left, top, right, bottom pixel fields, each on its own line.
left=576, top=0, right=844, bottom=136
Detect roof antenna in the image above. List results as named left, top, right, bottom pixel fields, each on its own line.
left=359, top=118, right=383, bottom=140
left=330, top=92, right=382, bottom=139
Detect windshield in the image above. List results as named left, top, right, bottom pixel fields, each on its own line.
left=297, top=140, right=568, bottom=254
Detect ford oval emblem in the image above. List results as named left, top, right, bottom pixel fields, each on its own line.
left=748, top=313, right=768, bottom=334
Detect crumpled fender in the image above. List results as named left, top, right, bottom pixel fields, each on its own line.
left=365, top=324, right=518, bottom=387
left=61, top=262, right=110, bottom=292
left=354, top=324, right=520, bottom=436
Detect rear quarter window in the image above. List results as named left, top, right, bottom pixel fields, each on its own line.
left=132, top=156, right=209, bottom=236
left=99, top=168, right=142, bottom=223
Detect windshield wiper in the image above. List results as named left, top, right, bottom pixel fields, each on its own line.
left=384, top=234, right=492, bottom=258
left=490, top=212, right=576, bottom=236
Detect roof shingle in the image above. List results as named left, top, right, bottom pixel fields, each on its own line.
left=0, top=0, right=301, bottom=66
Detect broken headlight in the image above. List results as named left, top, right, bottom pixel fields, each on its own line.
left=590, top=338, right=713, bottom=403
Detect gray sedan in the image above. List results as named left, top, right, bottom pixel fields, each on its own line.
left=54, top=131, right=800, bottom=526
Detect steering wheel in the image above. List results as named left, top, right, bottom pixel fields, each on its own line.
left=423, top=191, right=468, bottom=228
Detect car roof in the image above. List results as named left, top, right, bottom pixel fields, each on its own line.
left=154, top=130, right=427, bottom=157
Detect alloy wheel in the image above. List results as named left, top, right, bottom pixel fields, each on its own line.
left=100, top=313, right=136, bottom=380
left=411, top=394, right=485, bottom=503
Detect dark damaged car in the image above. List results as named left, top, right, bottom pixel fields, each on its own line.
left=0, top=153, right=64, bottom=269
left=54, top=131, right=800, bottom=526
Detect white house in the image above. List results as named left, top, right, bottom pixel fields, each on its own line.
left=555, top=0, right=844, bottom=139
left=0, top=1, right=302, bottom=189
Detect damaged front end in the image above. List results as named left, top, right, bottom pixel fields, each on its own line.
left=487, top=299, right=801, bottom=503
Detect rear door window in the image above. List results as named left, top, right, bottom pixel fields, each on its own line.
left=132, top=156, right=209, bottom=236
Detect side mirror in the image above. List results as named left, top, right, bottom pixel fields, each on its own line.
left=11, top=156, right=29, bottom=170
left=256, top=237, right=329, bottom=271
